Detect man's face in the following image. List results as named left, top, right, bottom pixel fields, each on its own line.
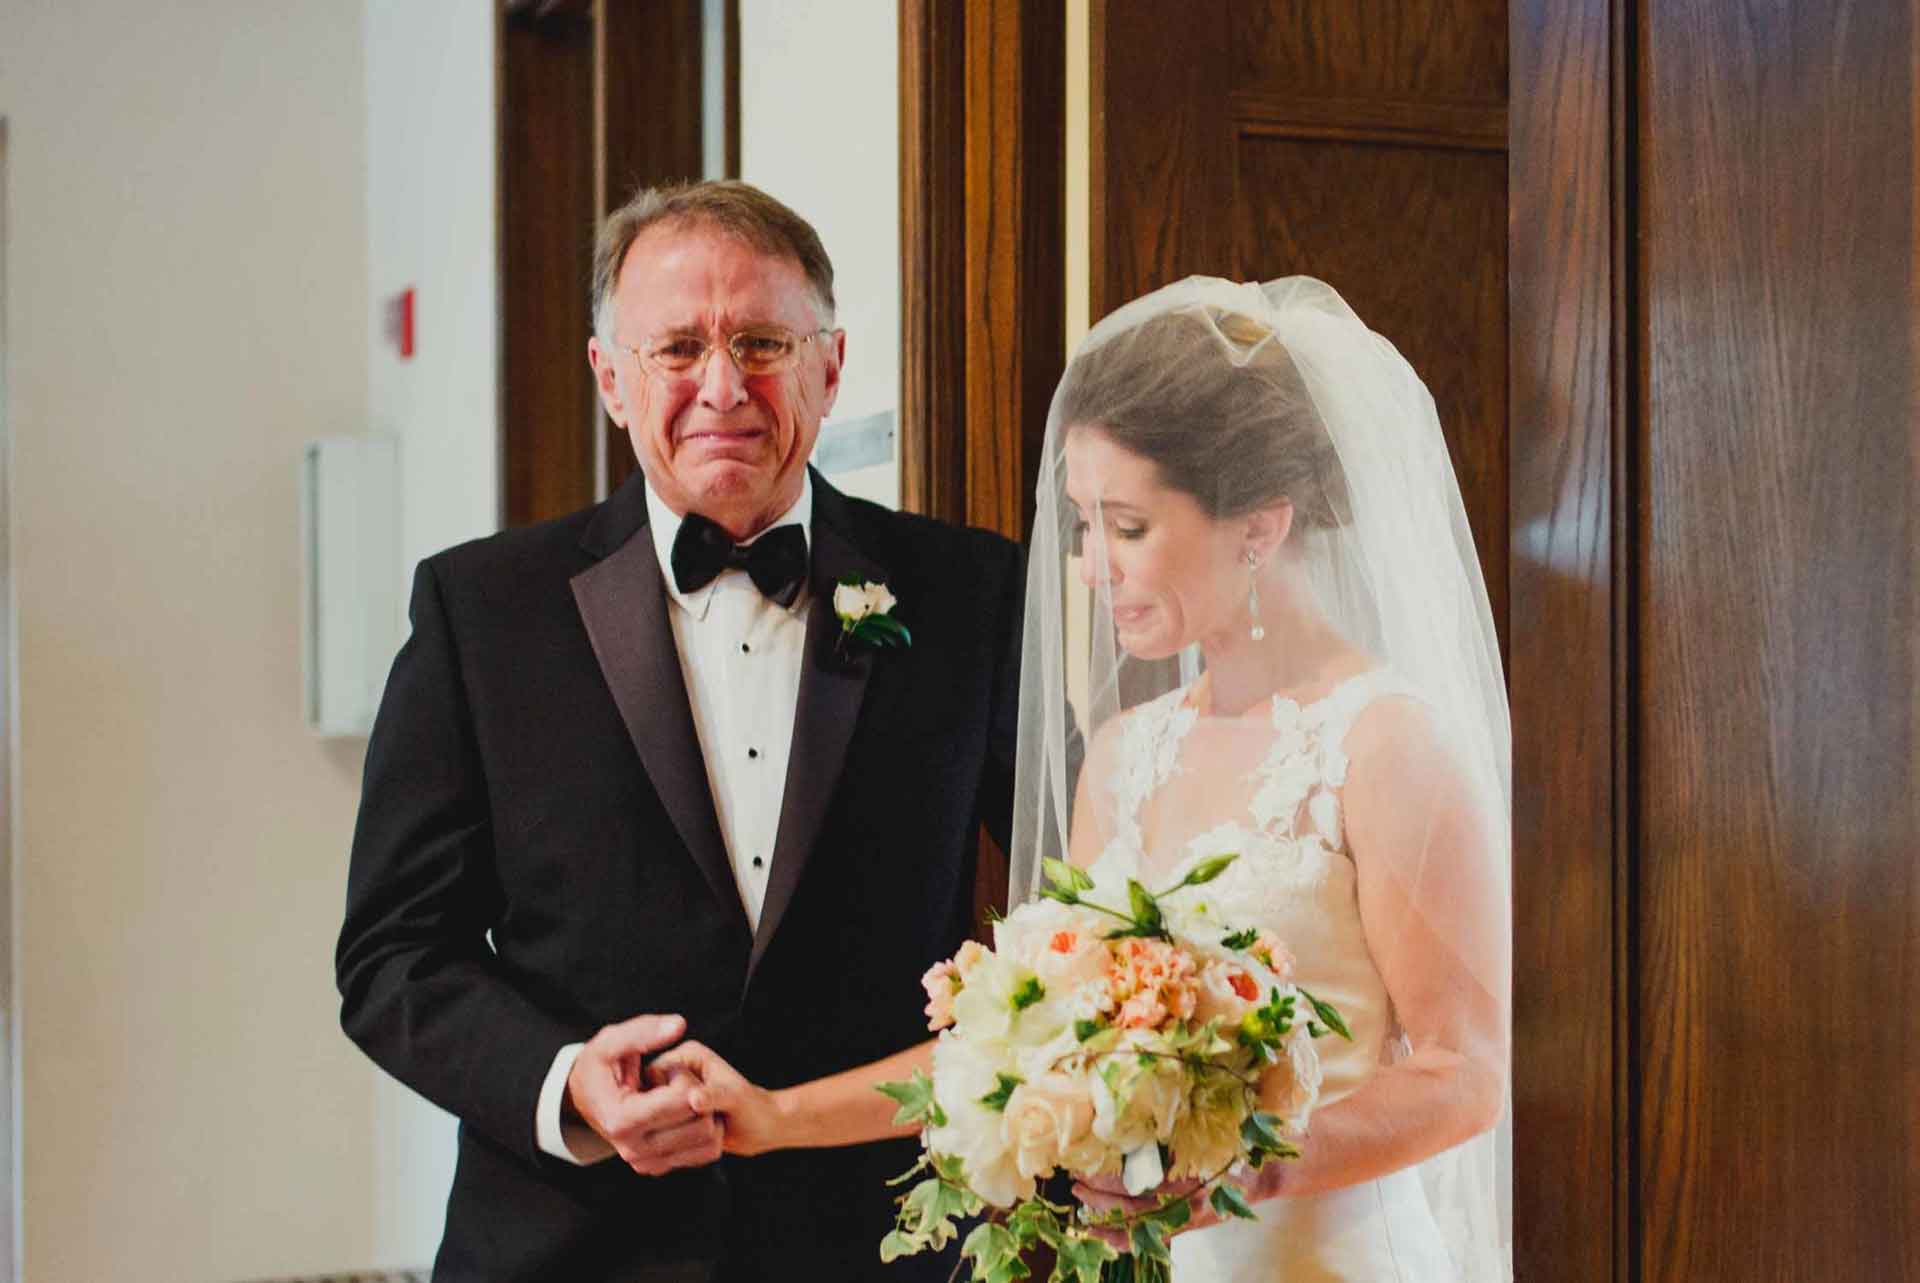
left=588, top=223, right=843, bottom=538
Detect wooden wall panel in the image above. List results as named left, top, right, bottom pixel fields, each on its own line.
left=1507, top=0, right=1620, bottom=1279
left=598, top=0, right=706, bottom=496
left=1230, top=0, right=1508, bottom=102
left=899, top=0, right=968, bottom=525
left=1638, top=0, right=1918, bottom=1277
left=1234, top=136, right=1509, bottom=635
left=1089, top=3, right=1234, bottom=317
left=963, top=0, right=1064, bottom=538
left=500, top=7, right=597, bottom=527
left=501, top=0, right=723, bottom=526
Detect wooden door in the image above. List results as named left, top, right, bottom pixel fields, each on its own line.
left=499, top=0, right=721, bottom=527
left=1093, top=2, right=1511, bottom=639
left=1633, top=1, right=1918, bottom=1277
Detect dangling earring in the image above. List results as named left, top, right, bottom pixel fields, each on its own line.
left=1246, top=551, right=1266, bottom=641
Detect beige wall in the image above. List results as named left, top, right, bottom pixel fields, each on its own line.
left=2, top=4, right=380, bottom=1278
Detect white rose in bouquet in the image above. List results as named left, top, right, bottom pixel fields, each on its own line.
left=926, top=1035, right=1032, bottom=1209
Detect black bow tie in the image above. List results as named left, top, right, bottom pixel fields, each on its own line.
left=669, top=512, right=808, bottom=607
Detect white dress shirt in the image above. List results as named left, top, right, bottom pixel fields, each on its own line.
left=537, top=477, right=813, bottom=1164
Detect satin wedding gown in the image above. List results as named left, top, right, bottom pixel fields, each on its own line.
left=1084, top=670, right=1460, bottom=1283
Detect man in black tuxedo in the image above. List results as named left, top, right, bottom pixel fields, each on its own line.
left=336, top=181, right=1020, bottom=1281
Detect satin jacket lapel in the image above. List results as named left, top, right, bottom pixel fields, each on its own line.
left=571, top=517, right=745, bottom=935
left=748, top=480, right=887, bottom=980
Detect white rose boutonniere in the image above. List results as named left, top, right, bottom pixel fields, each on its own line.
left=833, top=576, right=911, bottom=654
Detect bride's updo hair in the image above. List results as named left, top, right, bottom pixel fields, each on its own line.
left=1056, top=306, right=1350, bottom=529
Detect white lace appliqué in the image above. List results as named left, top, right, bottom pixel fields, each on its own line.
left=1109, top=690, right=1197, bottom=860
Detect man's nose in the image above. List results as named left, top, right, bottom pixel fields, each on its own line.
left=695, top=343, right=749, bottom=410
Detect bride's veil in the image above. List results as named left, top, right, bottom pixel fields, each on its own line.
left=1009, top=276, right=1513, bottom=1280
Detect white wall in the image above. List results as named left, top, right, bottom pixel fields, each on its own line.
left=738, top=0, right=900, bottom=508
left=362, top=0, right=501, bottom=1266
left=0, top=3, right=379, bottom=1278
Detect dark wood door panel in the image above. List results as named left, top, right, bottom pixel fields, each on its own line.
left=1507, top=0, right=1619, bottom=1278
left=1234, top=136, right=1510, bottom=638
left=1638, top=0, right=1918, bottom=1276
left=1231, top=0, right=1509, bottom=104
left=501, top=7, right=598, bottom=527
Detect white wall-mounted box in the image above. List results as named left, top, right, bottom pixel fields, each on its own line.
left=301, top=436, right=400, bottom=737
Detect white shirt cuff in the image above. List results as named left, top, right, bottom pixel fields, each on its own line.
left=536, top=1041, right=616, bottom=1165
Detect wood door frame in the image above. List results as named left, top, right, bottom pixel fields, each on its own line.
left=898, top=0, right=1064, bottom=539
left=1508, top=1, right=1628, bottom=1280
left=498, top=0, right=737, bottom=527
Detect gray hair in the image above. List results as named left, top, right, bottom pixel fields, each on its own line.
left=590, top=179, right=836, bottom=342
left=1055, top=308, right=1350, bottom=529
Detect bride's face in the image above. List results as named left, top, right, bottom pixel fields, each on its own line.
left=1064, top=426, right=1248, bottom=660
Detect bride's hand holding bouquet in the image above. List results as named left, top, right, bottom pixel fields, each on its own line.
left=875, top=854, right=1349, bottom=1283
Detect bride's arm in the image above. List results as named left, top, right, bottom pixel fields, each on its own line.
left=1245, top=697, right=1509, bottom=1200
left=647, top=1038, right=936, bottom=1156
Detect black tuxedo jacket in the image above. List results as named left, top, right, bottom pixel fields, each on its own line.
left=336, top=470, right=1021, bottom=1281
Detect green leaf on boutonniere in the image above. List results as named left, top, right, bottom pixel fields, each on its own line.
left=1209, top=1182, right=1258, bottom=1220
left=854, top=612, right=912, bottom=647
left=979, top=1073, right=1024, bottom=1112
left=1009, top=975, right=1046, bottom=1013
left=876, top=1070, right=946, bottom=1127
left=1296, top=984, right=1353, bottom=1041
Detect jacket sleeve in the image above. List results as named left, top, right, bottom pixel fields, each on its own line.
left=335, top=557, right=581, bottom=1164
left=976, top=536, right=1024, bottom=856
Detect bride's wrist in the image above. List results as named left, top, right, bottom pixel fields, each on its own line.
left=766, top=1084, right=804, bottom=1148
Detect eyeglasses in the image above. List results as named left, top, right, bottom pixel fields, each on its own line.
left=617, top=324, right=832, bottom=380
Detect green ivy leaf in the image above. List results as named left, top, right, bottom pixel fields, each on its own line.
left=1241, top=1111, right=1284, bottom=1158
left=1178, top=852, right=1239, bottom=888
left=1296, top=984, right=1353, bottom=1041
left=876, top=1070, right=946, bottom=1127
left=879, top=1228, right=919, bottom=1262
left=1049, top=1233, right=1119, bottom=1283
left=961, top=1222, right=1030, bottom=1283
left=1010, top=975, right=1046, bottom=1013
left=1143, top=1192, right=1191, bottom=1235
left=979, top=1072, right=1024, bottom=1112
left=1209, top=1182, right=1258, bottom=1220
left=1131, top=1217, right=1173, bottom=1265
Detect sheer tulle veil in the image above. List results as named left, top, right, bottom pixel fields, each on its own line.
left=1009, top=276, right=1513, bottom=1279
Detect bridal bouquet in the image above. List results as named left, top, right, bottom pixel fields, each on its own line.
left=877, top=855, right=1349, bottom=1283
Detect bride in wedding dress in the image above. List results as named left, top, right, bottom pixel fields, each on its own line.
left=651, top=275, right=1511, bottom=1281
left=1011, top=277, right=1513, bottom=1281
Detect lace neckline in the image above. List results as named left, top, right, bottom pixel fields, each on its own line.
left=1180, top=666, right=1383, bottom=722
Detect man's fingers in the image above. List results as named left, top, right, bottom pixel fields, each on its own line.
left=596, top=1012, right=688, bottom=1060
left=644, top=1040, right=711, bottom=1084
left=615, top=1115, right=725, bottom=1176
left=602, top=1077, right=712, bottom=1139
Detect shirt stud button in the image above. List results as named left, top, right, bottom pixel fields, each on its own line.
left=752, top=856, right=764, bottom=869
left=748, top=747, right=759, bottom=760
